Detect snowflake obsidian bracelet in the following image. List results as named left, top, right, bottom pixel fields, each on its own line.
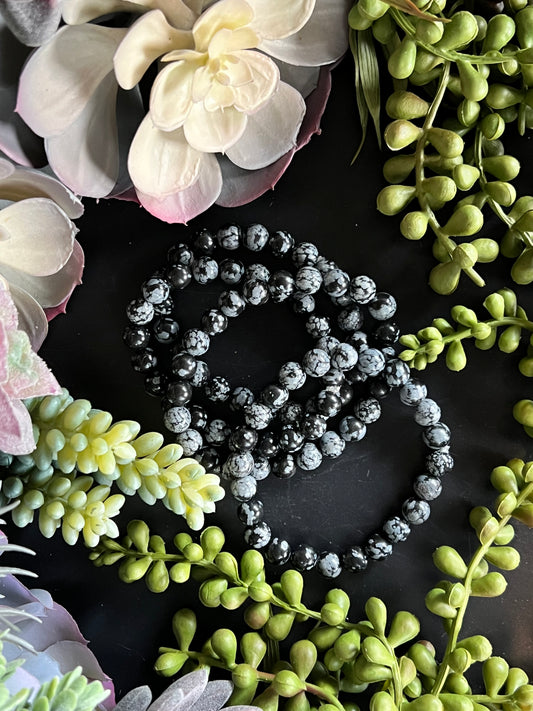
left=123, top=224, right=453, bottom=577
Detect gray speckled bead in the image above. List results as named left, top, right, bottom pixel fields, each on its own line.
left=368, top=292, right=397, bottom=320
left=349, top=275, right=376, bottom=304
left=238, top=500, right=264, bottom=526
left=323, top=268, right=350, bottom=297
left=219, top=290, right=246, bottom=318
left=246, top=263, right=271, bottom=282
left=317, top=551, right=342, bottom=578
left=189, top=360, right=210, bottom=387
left=242, top=278, right=269, bottom=306
left=244, top=223, right=269, bottom=251
left=399, top=379, right=428, bottom=406
left=253, top=456, right=271, bottom=480
left=354, top=397, right=381, bottom=424
left=279, top=361, right=307, bottom=390
left=205, top=418, right=229, bottom=445
left=349, top=331, right=369, bottom=352
left=220, top=259, right=244, bottom=284
left=230, top=386, right=255, bottom=411
left=315, top=256, right=336, bottom=274
left=414, top=474, right=442, bottom=501
left=296, top=442, right=322, bottom=471
left=163, top=406, right=191, bottom=434
left=224, top=451, right=254, bottom=479
left=205, top=376, right=231, bottom=402
left=127, top=298, right=154, bottom=325
left=365, top=534, right=393, bottom=560
left=339, top=416, right=366, bottom=442
left=384, top=359, right=410, bottom=387
left=302, top=348, right=331, bottom=377
left=182, top=328, right=210, bottom=356
left=280, top=401, right=304, bottom=424
left=338, top=306, right=363, bottom=332
left=292, top=242, right=319, bottom=267
left=402, top=497, right=431, bottom=525
left=292, top=292, right=315, bottom=314
left=295, top=266, right=322, bottom=294
left=306, top=315, right=331, bottom=338
left=244, top=403, right=273, bottom=430
left=423, top=422, right=451, bottom=449
left=231, top=475, right=257, bottom=502
left=175, top=428, right=203, bottom=456
left=331, top=343, right=358, bottom=371
left=192, top=256, right=218, bottom=284
left=244, top=522, right=271, bottom=548
left=316, top=336, right=340, bottom=354
left=357, top=348, right=386, bottom=376
left=217, top=223, right=241, bottom=250
left=320, top=431, right=346, bottom=458
left=414, top=398, right=442, bottom=426
left=383, top=516, right=411, bottom=542
left=426, top=450, right=454, bottom=476
left=331, top=293, right=353, bottom=307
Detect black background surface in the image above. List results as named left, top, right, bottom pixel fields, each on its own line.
left=5, top=56, right=533, bottom=698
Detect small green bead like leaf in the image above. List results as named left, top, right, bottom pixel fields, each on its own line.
left=169, top=561, right=191, bottom=583
left=404, top=694, right=443, bottom=711
left=200, top=526, right=225, bottom=561
left=370, top=691, right=397, bottom=711
left=290, top=640, right=317, bottom=681
left=272, top=670, right=306, bottom=698
left=438, top=693, right=473, bottom=711
left=387, top=611, right=420, bottom=647
left=408, top=643, right=437, bottom=679
left=483, top=656, right=510, bottom=696
left=362, top=637, right=394, bottom=666
left=433, top=546, right=468, bottom=579
left=172, top=608, right=197, bottom=650
left=446, top=341, right=467, bottom=372
left=215, top=551, right=241, bottom=581
left=265, top=612, right=296, bottom=641
left=354, top=657, right=393, bottom=683
left=240, top=549, right=265, bottom=584
left=470, top=572, right=507, bottom=597
left=308, top=626, right=343, bottom=651
left=244, top=601, right=271, bottom=630
left=448, top=648, right=472, bottom=674
left=146, top=559, right=170, bottom=593
left=220, top=586, right=249, bottom=610
left=456, top=635, right=493, bottom=662
left=118, top=555, right=152, bottom=584
left=365, top=597, right=387, bottom=635
left=334, top=630, right=361, bottom=662
left=280, top=569, right=304, bottom=606
left=199, top=577, right=228, bottom=607
left=512, top=502, right=533, bottom=526
left=210, top=628, right=237, bottom=666
left=425, top=588, right=458, bottom=618
left=320, top=602, right=346, bottom=626
left=154, top=650, right=188, bottom=676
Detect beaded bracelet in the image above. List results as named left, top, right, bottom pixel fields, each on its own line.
left=123, top=224, right=453, bottom=577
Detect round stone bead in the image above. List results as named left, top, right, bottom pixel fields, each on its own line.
left=144, top=372, right=167, bottom=397
left=242, top=278, right=269, bottom=306
left=292, top=242, right=319, bottom=267
left=142, top=277, right=170, bottom=304
left=189, top=405, right=208, bottom=430
left=266, top=537, right=292, bottom=565
left=273, top=454, right=297, bottom=479
left=192, top=256, right=219, bottom=284
left=279, top=362, right=306, bottom=390
left=166, top=380, right=193, bottom=406
left=279, top=427, right=305, bottom=453
left=238, top=499, right=264, bottom=526
left=244, top=223, right=269, bottom=251
left=167, top=264, right=192, bottom=289
left=354, top=397, right=381, bottom=424
left=269, top=270, right=295, bottom=302
left=296, top=442, right=322, bottom=471
left=368, top=292, right=397, bottom=320
left=306, top=315, right=331, bottom=338
left=317, top=551, right=342, bottom=578
left=349, top=330, right=369, bottom=351
left=201, top=309, right=228, bottom=336
left=315, top=256, right=336, bottom=274
left=382, top=346, right=396, bottom=361
left=346, top=369, right=368, bottom=386
left=198, top=447, right=220, bottom=471
left=423, top=422, right=451, bottom=449
left=342, top=546, right=368, bottom=572
left=262, top=384, right=289, bottom=409
left=244, top=522, right=271, bottom=549
left=190, top=360, right=210, bottom=387
left=415, top=399, right=442, bottom=426
left=349, top=275, right=376, bottom=304
left=229, top=427, right=259, bottom=452
left=246, top=263, right=271, bottom=282
left=320, top=431, right=346, bottom=458
left=292, top=292, right=315, bottom=314
left=316, top=390, right=342, bottom=418
left=339, top=416, right=366, bottom=442
left=425, top=450, right=454, bottom=477
left=253, top=456, right=271, bottom=480
left=400, top=379, right=428, bottom=406
left=217, top=223, right=241, bottom=250
left=338, top=306, right=363, bottom=332
left=292, top=544, right=318, bottom=571
left=230, top=386, right=254, bottom=411
left=357, top=348, right=386, bottom=376
left=153, top=317, right=179, bottom=344
left=244, top=403, right=273, bottom=430
left=374, top=322, right=400, bottom=345
left=369, top=378, right=391, bottom=399
left=365, top=534, right=393, bottom=560
left=126, top=298, right=154, bottom=325
left=193, top=228, right=215, bottom=254
left=224, top=451, right=254, bottom=478
left=131, top=349, right=157, bottom=372
left=316, top=336, right=340, bottom=354
left=295, top=266, right=322, bottom=294
left=322, top=368, right=344, bottom=387
left=175, top=428, right=203, bottom=456
left=323, top=268, right=350, bottom=297
left=182, top=328, right=210, bottom=356
left=331, top=343, right=358, bottom=371
left=269, top=230, right=294, bottom=257
left=383, top=516, right=411, bottom=543
left=302, top=349, right=331, bottom=377
left=258, top=433, right=279, bottom=459
left=384, top=359, right=410, bottom=387
left=171, top=352, right=197, bottom=379
left=219, top=290, right=246, bottom=317
left=402, top=497, right=431, bottom=525
left=154, top=297, right=174, bottom=316
left=167, top=242, right=194, bottom=266
left=220, top=259, right=245, bottom=284
left=279, top=402, right=303, bottom=424
left=123, top=325, right=151, bottom=349
left=338, top=383, right=354, bottom=406
left=414, top=474, right=442, bottom=501
left=205, top=420, right=230, bottom=445
left=205, top=376, right=231, bottom=401
left=302, top=413, right=327, bottom=440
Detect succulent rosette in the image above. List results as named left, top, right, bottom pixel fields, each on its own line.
left=16, top=0, right=350, bottom=223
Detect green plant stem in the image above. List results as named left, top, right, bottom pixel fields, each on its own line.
left=413, top=61, right=484, bottom=287
left=431, top=481, right=533, bottom=695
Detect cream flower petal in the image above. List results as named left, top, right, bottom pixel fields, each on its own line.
left=0, top=198, right=75, bottom=277
left=150, top=60, right=197, bottom=131
left=193, top=0, right=253, bottom=52
left=136, top=152, right=221, bottom=223
left=62, top=0, right=197, bottom=28
left=0, top=240, right=84, bottom=310
left=0, top=158, right=14, bottom=180
left=247, top=0, right=314, bottom=40
left=259, top=0, right=349, bottom=66
left=0, top=167, right=84, bottom=219
left=230, top=50, right=279, bottom=112
left=128, top=117, right=202, bottom=196
left=204, top=82, right=235, bottom=111
left=45, top=72, right=120, bottom=198
left=226, top=81, right=304, bottom=169
left=208, top=26, right=258, bottom=55
left=16, top=24, right=127, bottom=138
left=113, top=10, right=193, bottom=91
left=183, top=103, right=247, bottom=153
left=8, top=283, right=48, bottom=351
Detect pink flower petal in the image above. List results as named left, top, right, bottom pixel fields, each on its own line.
left=0, top=0, right=61, bottom=47
left=136, top=152, right=222, bottom=223
left=0, top=274, right=19, bottom=331
left=8, top=282, right=48, bottom=350
left=0, top=386, right=35, bottom=455
left=0, top=165, right=84, bottom=219
left=4, top=328, right=60, bottom=399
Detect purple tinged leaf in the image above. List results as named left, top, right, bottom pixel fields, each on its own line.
left=114, top=686, right=152, bottom=711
